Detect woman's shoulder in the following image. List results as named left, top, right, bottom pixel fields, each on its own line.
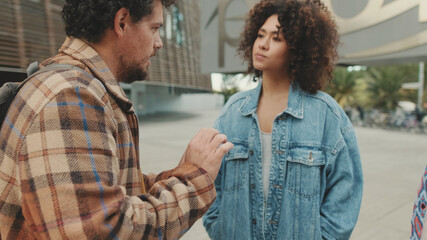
left=304, top=90, right=346, bottom=119
left=223, top=88, right=257, bottom=110
left=216, top=88, right=257, bottom=120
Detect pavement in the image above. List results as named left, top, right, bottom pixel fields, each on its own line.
left=138, top=109, right=427, bottom=240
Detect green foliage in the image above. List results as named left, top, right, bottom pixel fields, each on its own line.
left=326, top=63, right=426, bottom=111
left=222, top=87, right=239, bottom=103
left=325, top=67, right=359, bottom=107
left=365, top=66, right=404, bottom=111
left=215, top=63, right=426, bottom=110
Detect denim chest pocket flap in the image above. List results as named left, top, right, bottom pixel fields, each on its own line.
left=285, top=147, right=325, bottom=198
left=287, top=148, right=325, bottom=166
left=223, top=143, right=249, bottom=191
left=225, top=144, right=249, bottom=161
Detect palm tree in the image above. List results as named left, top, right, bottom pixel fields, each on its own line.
left=325, top=67, right=358, bottom=107
left=365, top=66, right=404, bottom=111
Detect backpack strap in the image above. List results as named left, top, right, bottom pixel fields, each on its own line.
left=27, top=61, right=40, bottom=76
left=15, top=62, right=87, bottom=95
left=0, top=63, right=91, bottom=128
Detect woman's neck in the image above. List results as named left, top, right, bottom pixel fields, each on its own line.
left=257, top=70, right=291, bottom=133
left=261, top=70, right=291, bottom=97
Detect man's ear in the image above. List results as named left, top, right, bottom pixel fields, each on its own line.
left=114, top=7, right=130, bottom=38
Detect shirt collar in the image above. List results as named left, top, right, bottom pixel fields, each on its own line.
left=58, top=37, right=133, bottom=112
left=239, top=80, right=304, bottom=119
left=285, top=82, right=304, bottom=119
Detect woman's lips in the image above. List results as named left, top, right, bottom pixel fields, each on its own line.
left=255, top=53, right=267, bottom=60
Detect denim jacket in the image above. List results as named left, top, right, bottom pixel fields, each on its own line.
left=203, top=82, right=363, bottom=240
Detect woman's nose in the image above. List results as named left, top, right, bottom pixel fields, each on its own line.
left=259, top=38, right=269, bottom=50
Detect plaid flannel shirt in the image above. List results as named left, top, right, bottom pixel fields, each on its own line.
left=0, top=37, right=216, bottom=239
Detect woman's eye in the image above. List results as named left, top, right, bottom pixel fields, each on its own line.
left=257, top=34, right=263, bottom=38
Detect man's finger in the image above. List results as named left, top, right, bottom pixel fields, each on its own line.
left=209, top=133, right=227, bottom=149
left=193, top=128, right=219, bottom=144
left=214, top=142, right=234, bottom=158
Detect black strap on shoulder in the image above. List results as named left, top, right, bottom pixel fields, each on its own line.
left=27, top=61, right=40, bottom=76
left=16, top=62, right=87, bottom=94
left=0, top=63, right=84, bottom=105
left=0, top=62, right=91, bottom=128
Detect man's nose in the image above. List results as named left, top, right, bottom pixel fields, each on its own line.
left=154, top=34, right=163, bottom=50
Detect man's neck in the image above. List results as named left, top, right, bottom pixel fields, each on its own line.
left=84, top=33, right=119, bottom=80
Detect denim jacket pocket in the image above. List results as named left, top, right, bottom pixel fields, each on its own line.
left=223, top=142, right=249, bottom=191
left=285, top=147, right=325, bottom=198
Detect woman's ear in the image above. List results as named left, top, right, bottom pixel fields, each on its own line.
left=113, top=7, right=130, bottom=38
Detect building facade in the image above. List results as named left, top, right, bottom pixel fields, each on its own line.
left=0, top=0, right=219, bottom=115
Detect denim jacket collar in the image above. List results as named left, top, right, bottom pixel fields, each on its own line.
left=239, top=81, right=304, bottom=119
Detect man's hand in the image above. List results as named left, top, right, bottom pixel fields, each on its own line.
left=179, top=128, right=233, bottom=180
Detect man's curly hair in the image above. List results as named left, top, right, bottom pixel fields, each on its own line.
left=62, top=0, right=176, bottom=43
left=239, top=0, right=339, bottom=94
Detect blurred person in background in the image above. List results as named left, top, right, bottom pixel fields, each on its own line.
left=203, top=0, right=363, bottom=239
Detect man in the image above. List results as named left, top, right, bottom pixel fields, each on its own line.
left=0, top=0, right=233, bottom=239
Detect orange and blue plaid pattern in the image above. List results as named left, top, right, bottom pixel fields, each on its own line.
left=411, top=165, right=427, bottom=240
left=0, top=37, right=215, bottom=239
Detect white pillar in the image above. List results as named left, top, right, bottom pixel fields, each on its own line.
left=418, top=62, right=424, bottom=110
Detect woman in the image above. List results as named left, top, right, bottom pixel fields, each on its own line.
left=203, top=0, right=363, bottom=239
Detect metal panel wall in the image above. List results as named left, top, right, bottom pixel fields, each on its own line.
left=0, top=0, right=211, bottom=91
left=0, top=0, right=22, bottom=68
left=148, top=0, right=211, bottom=90
left=0, top=0, right=65, bottom=69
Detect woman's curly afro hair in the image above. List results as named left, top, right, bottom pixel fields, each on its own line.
left=62, top=0, right=175, bottom=43
left=238, top=0, right=339, bottom=94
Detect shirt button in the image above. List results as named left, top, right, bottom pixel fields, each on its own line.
left=250, top=184, right=255, bottom=189
left=249, top=150, right=254, bottom=156
left=269, top=220, right=278, bottom=224
left=252, top=218, right=257, bottom=224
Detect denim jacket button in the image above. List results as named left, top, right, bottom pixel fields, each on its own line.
left=249, top=150, right=254, bottom=156
left=250, top=184, right=255, bottom=189
left=252, top=218, right=256, bottom=224
left=308, top=152, right=314, bottom=162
